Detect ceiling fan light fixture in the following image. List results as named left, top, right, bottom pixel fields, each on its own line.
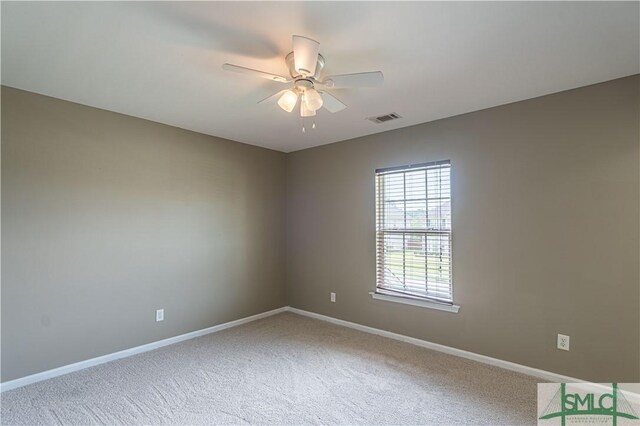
left=304, top=88, right=323, bottom=111
left=223, top=35, right=384, bottom=121
left=277, top=90, right=298, bottom=113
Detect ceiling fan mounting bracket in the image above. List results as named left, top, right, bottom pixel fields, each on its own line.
left=285, top=52, right=325, bottom=80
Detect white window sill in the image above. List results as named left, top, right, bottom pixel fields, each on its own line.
left=369, top=292, right=460, bottom=313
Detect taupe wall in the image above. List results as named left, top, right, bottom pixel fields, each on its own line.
left=3, top=76, right=638, bottom=384
left=1, top=87, right=286, bottom=382
left=286, top=75, right=640, bottom=382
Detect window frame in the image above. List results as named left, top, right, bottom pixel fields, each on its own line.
left=372, top=160, right=459, bottom=313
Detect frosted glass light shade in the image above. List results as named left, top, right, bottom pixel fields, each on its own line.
left=301, top=99, right=316, bottom=117
left=277, top=90, right=298, bottom=113
left=304, top=88, right=323, bottom=111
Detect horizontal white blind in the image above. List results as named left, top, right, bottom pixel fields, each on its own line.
left=375, top=160, right=453, bottom=303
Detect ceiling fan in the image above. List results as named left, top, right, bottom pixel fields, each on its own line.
left=222, top=35, right=383, bottom=129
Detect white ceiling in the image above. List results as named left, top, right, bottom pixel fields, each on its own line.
left=2, top=2, right=638, bottom=153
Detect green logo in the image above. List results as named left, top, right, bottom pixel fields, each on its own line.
left=539, top=383, right=638, bottom=425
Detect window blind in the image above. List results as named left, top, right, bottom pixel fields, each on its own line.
left=375, top=160, right=453, bottom=303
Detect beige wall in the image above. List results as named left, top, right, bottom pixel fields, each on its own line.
left=1, top=87, right=287, bottom=382
left=286, top=75, right=640, bottom=382
left=3, top=76, right=638, bottom=384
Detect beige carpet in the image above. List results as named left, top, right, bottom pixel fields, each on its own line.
left=1, top=312, right=540, bottom=425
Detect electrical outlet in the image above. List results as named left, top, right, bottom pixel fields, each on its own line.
left=156, top=309, right=164, bottom=322
left=557, top=334, right=570, bottom=351
left=330, top=292, right=336, bottom=303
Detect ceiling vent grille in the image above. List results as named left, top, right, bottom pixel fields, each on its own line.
left=368, top=113, right=401, bottom=124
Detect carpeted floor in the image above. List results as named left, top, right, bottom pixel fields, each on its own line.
left=1, top=312, right=540, bottom=425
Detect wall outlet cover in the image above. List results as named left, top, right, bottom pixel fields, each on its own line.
left=156, top=309, right=164, bottom=322
left=557, top=334, right=570, bottom=351
left=330, top=292, right=336, bottom=303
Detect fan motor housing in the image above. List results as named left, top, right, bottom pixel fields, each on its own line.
left=286, top=52, right=325, bottom=80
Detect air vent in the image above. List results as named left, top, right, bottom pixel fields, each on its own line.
left=367, top=113, right=402, bottom=124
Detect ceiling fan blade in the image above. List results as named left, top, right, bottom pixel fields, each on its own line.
left=257, top=90, right=287, bottom=104
left=320, top=92, right=347, bottom=113
left=321, top=71, right=384, bottom=88
left=222, top=63, right=290, bottom=83
left=292, top=35, right=320, bottom=77
left=258, top=89, right=287, bottom=104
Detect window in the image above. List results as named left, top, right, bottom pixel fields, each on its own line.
left=375, top=160, right=453, bottom=304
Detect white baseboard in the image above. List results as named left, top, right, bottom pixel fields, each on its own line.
left=285, top=306, right=584, bottom=383
left=0, top=307, right=287, bottom=392
left=3, top=305, right=638, bottom=404
left=284, top=307, right=640, bottom=403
